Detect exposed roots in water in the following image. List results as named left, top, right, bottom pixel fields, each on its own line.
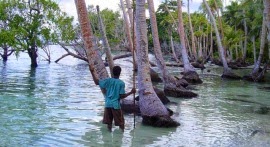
left=164, top=85, right=198, bottom=98
left=182, top=71, right=203, bottom=84
left=142, top=115, right=180, bottom=128
left=221, top=70, right=242, bottom=80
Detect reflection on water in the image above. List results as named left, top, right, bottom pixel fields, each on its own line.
left=0, top=45, right=270, bottom=146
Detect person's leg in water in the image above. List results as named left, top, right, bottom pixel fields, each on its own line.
left=112, top=109, right=125, bottom=132
left=103, top=108, right=113, bottom=132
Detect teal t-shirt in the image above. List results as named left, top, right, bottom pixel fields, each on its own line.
left=99, top=78, right=125, bottom=109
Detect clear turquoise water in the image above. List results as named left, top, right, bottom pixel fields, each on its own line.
left=0, top=45, right=269, bottom=146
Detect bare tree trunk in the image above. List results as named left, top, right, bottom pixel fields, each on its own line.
left=96, top=6, right=114, bottom=77
left=243, top=11, right=248, bottom=62
left=136, top=0, right=179, bottom=127
left=148, top=0, right=196, bottom=97
left=126, top=0, right=134, bottom=29
left=235, top=43, right=239, bottom=60
left=177, top=0, right=194, bottom=72
left=214, top=0, right=226, bottom=57
left=210, top=25, right=213, bottom=58
left=252, top=8, right=267, bottom=75
left=187, top=0, right=197, bottom=60
left=171, top=36, right=180, bottom=63
left=204, top=0, right=240, bottom=79
left=265, top=0, right=270, bottom=60
left=252, top=18, right=266, bottom=74
left=252, top=36, right=257, bottom=64
left=75, top=0, right=108, bottom=83
left=120, top=0, right=137, bottom=69
left=204, top=1, right=227, bottom=71
left=120, top=0, right=133, bottom=53
left=185, top=33, right=192, bottom=57
left=177, top=0, right=202, bottom=83
left=198, top=32, right=203, bottom=59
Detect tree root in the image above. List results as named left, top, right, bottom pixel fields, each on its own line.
left=142, top=115, right=180, bottom=127
left=164, top=87, right=198, bottom=98
left=221, top=70, right=242, bottom=80
left=182, top=71, right=203, bottom=84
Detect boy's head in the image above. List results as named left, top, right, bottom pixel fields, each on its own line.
left=113, top=66, right=121, bottom=77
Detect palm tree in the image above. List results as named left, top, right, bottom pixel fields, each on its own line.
left=135, top=0, right=179, bottom=127
left=247, top=0, right=268, bottom=82
left=120, top=0, right=137, bottom=69
left=187, top=0, right=198, bottom=61
left=177, top=0, right=203, bottom=83
left=74, top=0, right=109, bottom=84
left=265, top=0, right=270, bottom=60
left=120, top=0, right=134, bottom=53
left=203, top=0, right=240, bottom=79
left=96, top=6, right=114, bottom=77
left=147, top=0, right=197, bottom=97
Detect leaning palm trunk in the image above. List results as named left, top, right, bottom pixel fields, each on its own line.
left=266, top=0, right=270, bottom=59
left=245, top=1, right=268, bottom=82
left=126, top=0, right=134, bottom=30
left=203, top=0, right=240, bottom=79
left=148, top=0, right=197, bottom=97
left=252, top=36, right=257, bottom=64
left=171, top=35, right=180, bottom=63
left=243, top=12, right=248, bottom=62
left=187, top=0, right=197, bottom=61
left=120, top=0, right=137, bottom=69
left=252, top=7, right=267, bottom=75
left=136, top=0, right=179, bottom=127
left=120, top=0, right=133, bottom=53
left=177, top=0, right=203, bottom=84
left=75, top=0, right=108, bottom=81
left=96, top=6, right=114, bottom=77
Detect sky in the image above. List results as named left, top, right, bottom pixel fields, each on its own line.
left=57, top=0, right=202, bottom=21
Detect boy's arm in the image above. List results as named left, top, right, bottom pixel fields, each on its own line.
left=120, top=88, right=136, bottom=99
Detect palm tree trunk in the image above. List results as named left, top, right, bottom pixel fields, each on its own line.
left=185, top=32, right=192, bottom=57
left=148, top=0, right=197, bottom=97
left=171, top=35, right=180, bottom=63
left=136, top=0, right=179, bottom=127
left=120, top=0, right=137, bottom=69
left=136, top=0, right=168, bottom=117
left=235, top=43, right=239, bottom=60
left=203, top=0, right=229, bottom=72
left=147, top=0, right=171, bottom=80
left=252, top=36, right=256, bottom=64
left=126, top=0, right=134, bottom=29
left=120, top=0, right=134, bottom=53
left=177, top=0, right=203, bottom=83
left=96, top=6, right=114, bottom=77
left=210, top=25, right=213, bottom=58
left=252, top=8, right=267, bottom=76
left=214, top=0, right=226, bottom=57
left=265, top=0, right=270, bottom=60
left=75, top=0, right=108, bottom=83
left=187, top=0, right=197, bottom=60
left=243, top=11, right=248, bottom=62
left=177, top=0, right=194, bottom=72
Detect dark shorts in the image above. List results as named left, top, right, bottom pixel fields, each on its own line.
left=103, top=108, right=124, bottom=127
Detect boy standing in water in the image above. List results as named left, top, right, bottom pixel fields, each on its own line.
left=96, top=66, right=136, bottom=132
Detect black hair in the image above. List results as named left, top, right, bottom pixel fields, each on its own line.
left=113, top=66, right=121, bottom=77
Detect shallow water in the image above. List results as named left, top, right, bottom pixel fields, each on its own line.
left=0, top=45, right=270, bottom=146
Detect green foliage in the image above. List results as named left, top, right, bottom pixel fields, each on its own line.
left=0, top=0, right=75, bottom=57
left=87, top=5, right=124, bottom=48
